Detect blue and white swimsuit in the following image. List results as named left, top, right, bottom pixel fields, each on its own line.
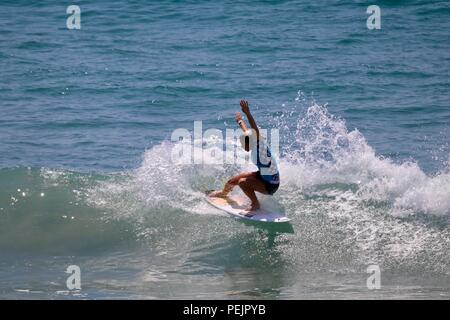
left=250, top=137, right=280, bottom=194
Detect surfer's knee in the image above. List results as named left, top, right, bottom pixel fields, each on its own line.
left=228, top=175, right=242, bottom=186
left=227, top=178, right=236, bottom=186
left=237, top=178, right=248, bottom=188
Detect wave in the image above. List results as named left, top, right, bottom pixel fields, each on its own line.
left=0, top=167, right=139, bottom=255
left=80, top=95, right=450, bottom=274
left=0, top=94, right=449, bottom=275
left=274, top=96, right=450, bottom=218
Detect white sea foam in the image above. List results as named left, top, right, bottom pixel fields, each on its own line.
left=276, top=101, right=450, bottom=217
left=89, top=99, right=450, bottom=219
left=82, top=96, right=450, bottom=275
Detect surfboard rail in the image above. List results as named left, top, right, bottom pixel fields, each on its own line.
left=205, top=193, right=291, bottom=223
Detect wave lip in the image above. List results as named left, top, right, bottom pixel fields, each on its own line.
left=273, top=99, right=450, bottom=218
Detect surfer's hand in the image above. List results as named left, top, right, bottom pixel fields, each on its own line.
left=235, top=112, right=243, bottom=123
left=240, top=100, right=250, bottom=114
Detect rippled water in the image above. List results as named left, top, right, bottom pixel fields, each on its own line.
left=0, top=1, right=449, bottom=299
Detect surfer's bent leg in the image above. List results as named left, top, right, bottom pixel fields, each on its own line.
left=237, top=173, right=268, bottom=212
left=210, top=172, right=255, bottom=198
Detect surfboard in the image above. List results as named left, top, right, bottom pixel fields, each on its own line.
left=205, top=192, right=291, bottom=223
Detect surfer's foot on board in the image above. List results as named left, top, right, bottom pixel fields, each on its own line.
left=242, top=203, right=260, bottom=217
left=208, top=190, right=228, bottom=198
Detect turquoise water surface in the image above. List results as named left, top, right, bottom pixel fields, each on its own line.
left=0, top=1, right=449, bottom=299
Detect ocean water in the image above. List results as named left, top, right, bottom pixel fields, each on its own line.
left=0, top=0, right=449, bottom=299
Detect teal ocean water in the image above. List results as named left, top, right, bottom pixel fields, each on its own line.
left=0, top=1, right=449, bottom=299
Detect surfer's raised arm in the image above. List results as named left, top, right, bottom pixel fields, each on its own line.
left=235, top=112, right=249, bottom=132
left=240, top=100, right=260, bottom=139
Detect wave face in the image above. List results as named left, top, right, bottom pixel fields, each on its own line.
left=1, top=99, right=449, bottom=296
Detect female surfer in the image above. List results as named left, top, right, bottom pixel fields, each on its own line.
left=209, top=100, right=280, bottom=215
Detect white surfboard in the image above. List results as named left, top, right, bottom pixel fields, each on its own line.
left=206, top=193, right=291, bottom=223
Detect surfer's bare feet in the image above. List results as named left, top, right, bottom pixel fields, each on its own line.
left=242, top=202, right=260, bottom=217
left=209, top=190, right=227, bottom=198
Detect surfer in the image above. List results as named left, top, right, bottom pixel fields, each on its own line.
left=209, top=100, right=280, bottom=215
